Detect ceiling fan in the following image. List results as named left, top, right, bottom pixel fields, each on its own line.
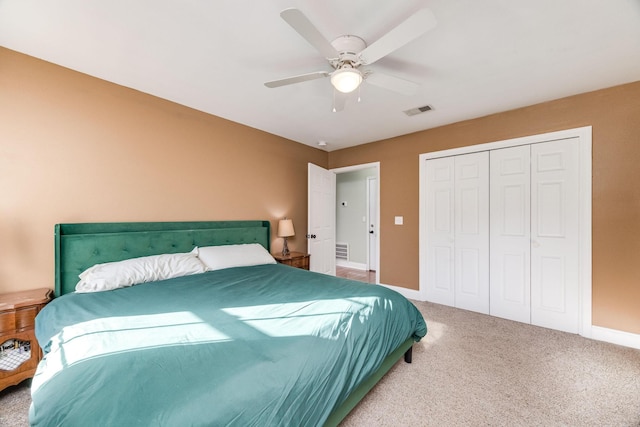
left=264, top=8, right=437, bottom=111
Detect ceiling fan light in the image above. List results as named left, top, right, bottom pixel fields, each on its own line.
left=331, top=68, right=363, bottom=93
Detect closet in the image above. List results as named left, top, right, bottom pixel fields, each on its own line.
left=423, top=137, right=581, bottom=333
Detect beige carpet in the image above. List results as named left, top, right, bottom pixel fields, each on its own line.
left=341, top=301, right=640, bottom=426
left=1, top=301, right=639, bottom=426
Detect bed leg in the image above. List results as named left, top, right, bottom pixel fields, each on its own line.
left=404, top=346, right=413, bottom=364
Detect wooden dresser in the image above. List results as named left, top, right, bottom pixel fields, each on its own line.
left=272, top=252, right=310, bottom=270
left=0, top=288, right=53, bottom=391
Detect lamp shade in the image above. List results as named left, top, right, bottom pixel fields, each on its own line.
left=330, top=68, right=363, bottom=93
left=277, top=219, right=295, bottom=237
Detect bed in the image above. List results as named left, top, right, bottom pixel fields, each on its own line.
left=29, top=220, right=427, bottom=426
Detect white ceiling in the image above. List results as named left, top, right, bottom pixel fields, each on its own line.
left=1, top=0, right=639, bottom=151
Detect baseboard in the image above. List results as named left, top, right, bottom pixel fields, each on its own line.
left=336, top=259, right=367, bottom=270
left=590, top=325, right=640, bottom=350
left=388, top=280, right=639, bottom=350
left=388, top=285, right=640, bottom=350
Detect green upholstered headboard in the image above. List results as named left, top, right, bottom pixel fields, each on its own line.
left=54, top=220, right=271, bottom=297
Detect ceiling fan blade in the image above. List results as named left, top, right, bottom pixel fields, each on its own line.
left=280, top=8, right=339, bottom=60
left=365, top=72, right=420, bottom=96
left=358, top=8, right=437, bottom=65
left=332, top=90, right=348, bottom=112
left=264, top=71, right=329, bottom=88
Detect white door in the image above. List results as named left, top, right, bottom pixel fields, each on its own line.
left=490, top=145, right=531, bottom=323
left=367, top=177, right=378, bottom=272
left=424, top=156, right=455, bottom=306
left=530, top=138, right=580, bottom=333
left=454, top=152, right=489, bottom=314
left=308, top=163, right=336, bottom=275
left=425, top=153, right=489, bottom=312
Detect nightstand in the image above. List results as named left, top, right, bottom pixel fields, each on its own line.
left=0, top=288, right=53, bottom=391
left=273, top=252, right=310, bottom=270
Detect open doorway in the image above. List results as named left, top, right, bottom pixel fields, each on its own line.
left=332, top=163, right=380, bottom=284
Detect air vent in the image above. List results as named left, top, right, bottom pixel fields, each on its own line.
left=404, top=104, right=434, bottom=117
left=336, top=242, right=349, bottom=260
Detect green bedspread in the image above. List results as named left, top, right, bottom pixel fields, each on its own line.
left=30, top=264, right=427, bottom=426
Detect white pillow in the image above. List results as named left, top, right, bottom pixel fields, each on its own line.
left=197, top=243, right=276, bottom=271
left=75, top=248, right=207, bottom=293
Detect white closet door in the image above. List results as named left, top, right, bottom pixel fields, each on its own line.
left=490, top=146, right=531, bottom=323
left=425, top=156, right=455, bottom=306
left=454, top=152, right=489, bottom=314
left=531, top=138, right=580, bottom=333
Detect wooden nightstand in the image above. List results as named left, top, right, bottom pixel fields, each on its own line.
left=273, top=252, right=310, bottom=270
left=0, top=288, right=53, bottom=391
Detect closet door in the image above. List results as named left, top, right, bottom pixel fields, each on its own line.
left=425, top=156, right=455, bottom=306
left=530, top=138, right=580, bottom=333
left=454, top=152, right=489, bottom=313
left=490, top=146, right=531, bottom=323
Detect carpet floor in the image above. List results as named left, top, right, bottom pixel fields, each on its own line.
left=1, top=300, right=639, bottom=426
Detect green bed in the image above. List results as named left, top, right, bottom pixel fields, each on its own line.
left=30, top=221, right=426, bottom=426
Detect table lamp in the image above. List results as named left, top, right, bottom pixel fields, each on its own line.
left=277, top=218, right=295, bottom=256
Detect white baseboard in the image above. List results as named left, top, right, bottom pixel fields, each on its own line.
left=336, top=259, right=367, bottom=270
left=590, top=325, right=640, bottom=350
left=382, top=279, right=640, bottom=350
left=384, top=283, right=640, bottom=351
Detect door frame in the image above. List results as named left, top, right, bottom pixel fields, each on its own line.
left=332, top=162, right=380, bottom=284
left=419, top=126, right=592, bottom=337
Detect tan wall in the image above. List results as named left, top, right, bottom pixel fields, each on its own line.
left=329, top=81, right=640, bottom=335
left=0, top=47, right=327, bottom=293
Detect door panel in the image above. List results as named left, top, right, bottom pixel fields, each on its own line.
left=454, top=152, right=489, bottom=314
left=434, top=189, right=452, bottom=231
left=531, top=139, right=580, bottom=333
left=434, top=246, right=453, bottom=293
left=460, top=248, right=481, bottom=295
left=538, top=255, right=566, bottom=311
left=502, top=253, right=528, bottom=303
left=425, top=157, right=455, bottom=306
left=490, top=146, right=531, bottom=323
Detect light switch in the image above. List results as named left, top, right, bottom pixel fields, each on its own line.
left=394, top=216, right=403, bottom=225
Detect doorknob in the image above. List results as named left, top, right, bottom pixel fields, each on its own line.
left=306, top=234, right=317, bottom=239
left=369, top=230, right=374, bottom=234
